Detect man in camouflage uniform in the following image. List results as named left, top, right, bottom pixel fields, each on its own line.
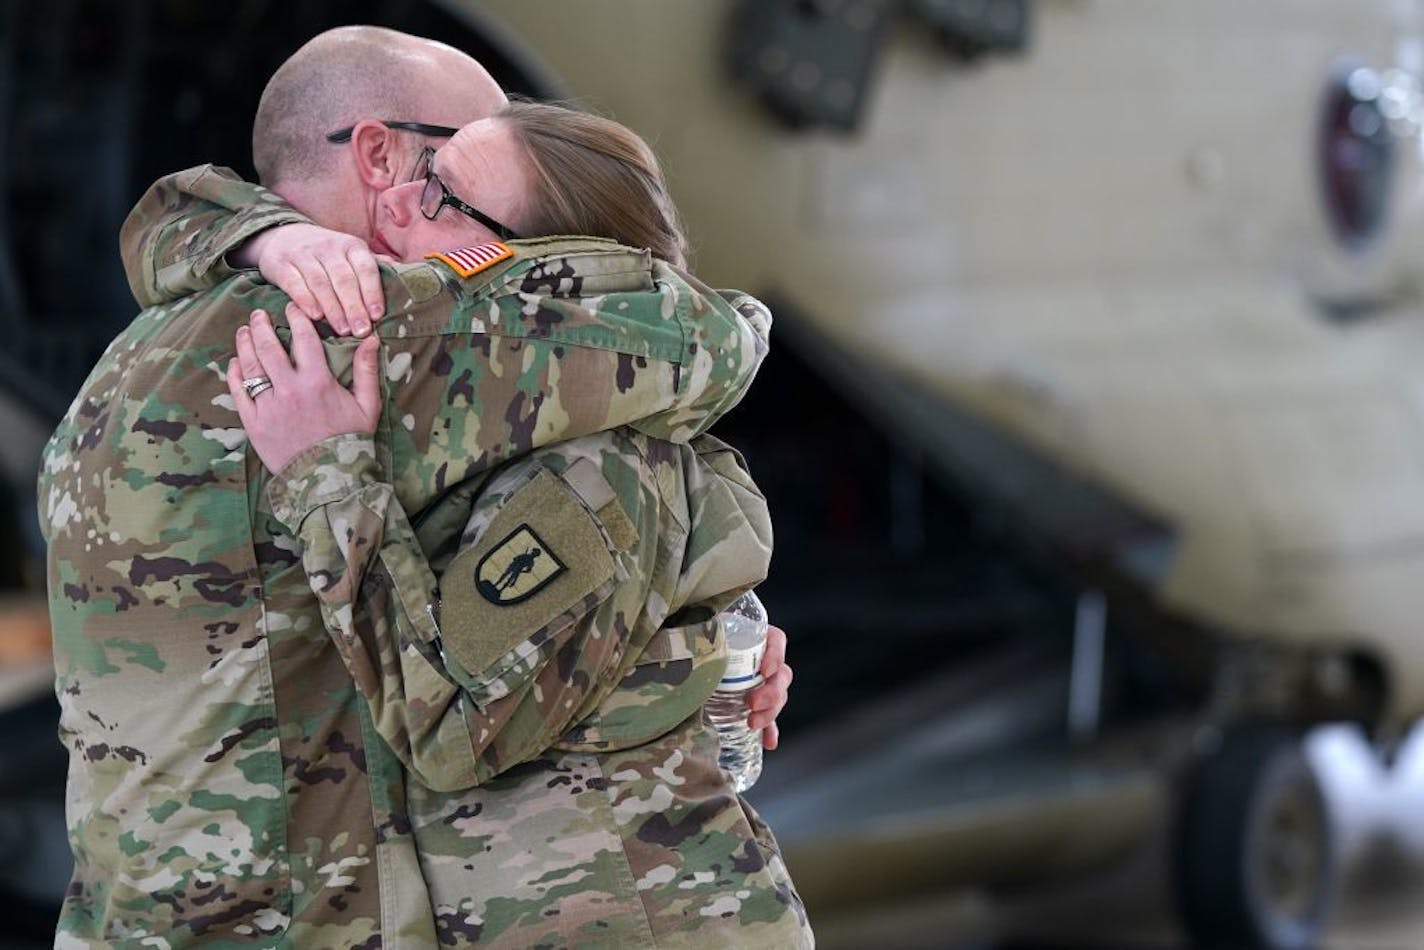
left=40, top=26, right=806, bottom=948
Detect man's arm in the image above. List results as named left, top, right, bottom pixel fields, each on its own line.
left=267, top=428, right=773, bottom=792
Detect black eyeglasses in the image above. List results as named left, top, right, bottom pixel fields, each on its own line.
left=413, top=147, right=522, bottom=241
left=324, top=120, right=460, bottom=144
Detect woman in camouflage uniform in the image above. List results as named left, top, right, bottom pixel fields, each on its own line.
left=227, top=101, right=812, bottom=947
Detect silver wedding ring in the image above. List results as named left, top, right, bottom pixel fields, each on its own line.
left=242, top=375, right=274, bottom=399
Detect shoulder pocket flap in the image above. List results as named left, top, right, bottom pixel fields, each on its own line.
left=505, top=238, right=655, bottom=296
left=635, top=621, right=719, bottom=665
left=441, top=469, right=616, bottom=678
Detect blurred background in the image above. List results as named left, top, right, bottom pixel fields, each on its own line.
left=9, top=0, right=1424, bottom=946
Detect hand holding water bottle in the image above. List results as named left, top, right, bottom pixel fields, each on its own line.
left=747, top=623, right=790, bottom=750
left=707, top=591, right=771, bottom=792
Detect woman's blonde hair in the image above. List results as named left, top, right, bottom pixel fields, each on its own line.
left=501, top=100, right=688, bottom=268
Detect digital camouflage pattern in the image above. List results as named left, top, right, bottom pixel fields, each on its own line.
left=39, top=166, right=805, bottom=946
left=271, top=426, right=810, bottom=946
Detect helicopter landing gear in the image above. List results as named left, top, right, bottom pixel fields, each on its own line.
left=1173, top=724, right=1335, bottom=950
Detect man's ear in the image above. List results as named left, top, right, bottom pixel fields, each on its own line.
left=349, top=120, right=401, bottom=189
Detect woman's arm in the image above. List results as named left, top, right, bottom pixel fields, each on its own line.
left=266, top=429, right=657, bottom=791
left=121, top=166, right=310, bottom=307
left=125, top=167, right=776, bottom=456
left=122, top=165, right=383, bottom=333
left=230, top=308, right=645, bottom=789
left=229, top=311, right=789, bottom=790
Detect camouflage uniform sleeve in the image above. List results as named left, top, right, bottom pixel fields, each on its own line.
left=550, top=433, right=774, bottom=754
left=679, top=435, right=774, bottom=607
left=266, top=430, right=666, bottom=793
left=120, top=164, right=310, bottom=308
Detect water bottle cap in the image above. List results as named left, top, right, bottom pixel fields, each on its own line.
left=726, top=590, right=766, bottom=625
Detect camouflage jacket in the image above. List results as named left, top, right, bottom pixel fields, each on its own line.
left=39, top=166, right=779, bottom=947
left=270, top=426, right=809, bottom=946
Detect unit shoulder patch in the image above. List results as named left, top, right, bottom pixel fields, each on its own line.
left=475, top=524, right=567, bottom=605
left=424, top=242, right=515, bottom=278
left=439, top=469, right=618, bottom=679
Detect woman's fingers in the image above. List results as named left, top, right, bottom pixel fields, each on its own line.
left=247, top=309, right=297, bottom=386
left=285, top=306, right=326, bottom=372
left=285, top=307, right=379, bottom=420
left=286, top=241, right=382, bottom=337
left=275, top=260, right=323, bottom=326
left=227, top=315, right=377, bottom=473
left=226, top=358, right=259, bottom=430
left=295, top=253, right=349, bottom=334
left=252, top=223, right=383, bottom=335
left=351, top=334, right=383, bottom=425
left=345, top=244, right=385, bottom=336
left=280, top=245, right=381, bottom=337
left=311, top=245, right=382, bottom=336
left=234, top=321, right=265, bottom=383
left=234, top=316, right=281, bottom=409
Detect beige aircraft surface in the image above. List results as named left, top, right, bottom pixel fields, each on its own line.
left=449, top=1, right=1424, bottom=947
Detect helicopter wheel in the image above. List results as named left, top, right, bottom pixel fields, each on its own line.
left=1173, top=724, right=1335, bottom=950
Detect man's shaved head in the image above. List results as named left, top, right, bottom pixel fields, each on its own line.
left=253, top=25, right=506, bottom=187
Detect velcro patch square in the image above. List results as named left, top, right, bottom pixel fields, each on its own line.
left=425, top=242, right=514, bottom=278
left=440, top=469, right=616, bottom=680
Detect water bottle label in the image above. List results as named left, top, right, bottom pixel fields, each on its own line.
left=719, top=643, right=765, bottom=691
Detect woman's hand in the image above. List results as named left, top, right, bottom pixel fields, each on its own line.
left=234, top=223, right=387, bottom=337
left=747, top=624, right=792, bottom=750
left=226, top=307, right=382, bottom=473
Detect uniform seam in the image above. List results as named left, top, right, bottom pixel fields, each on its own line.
left=590, top=754, right=661, bottom=949
left=245, top=463, right=297, bottom=928
left=394, top=324, right=686, bottom=364
left=487, top=262, right=648, bottom=293
left=425, top=256, right=648, bottom=306
left=662, top=276, right=692, bottom=397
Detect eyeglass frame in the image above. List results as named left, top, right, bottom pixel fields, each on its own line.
left=324, top=120, right=460, bottom=144
left=413, top=146, right=522, bottom=241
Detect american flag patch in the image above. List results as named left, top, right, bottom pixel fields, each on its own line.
left=425, top=242, right=515, bottom=278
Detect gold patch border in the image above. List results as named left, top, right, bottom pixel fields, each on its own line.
left=424, top=243, right=515, bottom=279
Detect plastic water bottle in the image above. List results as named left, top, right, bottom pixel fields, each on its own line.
left=705, top=590, right=767, bottom=792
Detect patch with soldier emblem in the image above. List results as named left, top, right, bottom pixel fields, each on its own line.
left=440, top=468, right=618, bottom=679
left=424, top=242, right=514, bottom=278
left=475, top=525, right=566, bottom=605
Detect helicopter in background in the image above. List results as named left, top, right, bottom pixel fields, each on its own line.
left=465, top=1, right=1424, bottom=946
